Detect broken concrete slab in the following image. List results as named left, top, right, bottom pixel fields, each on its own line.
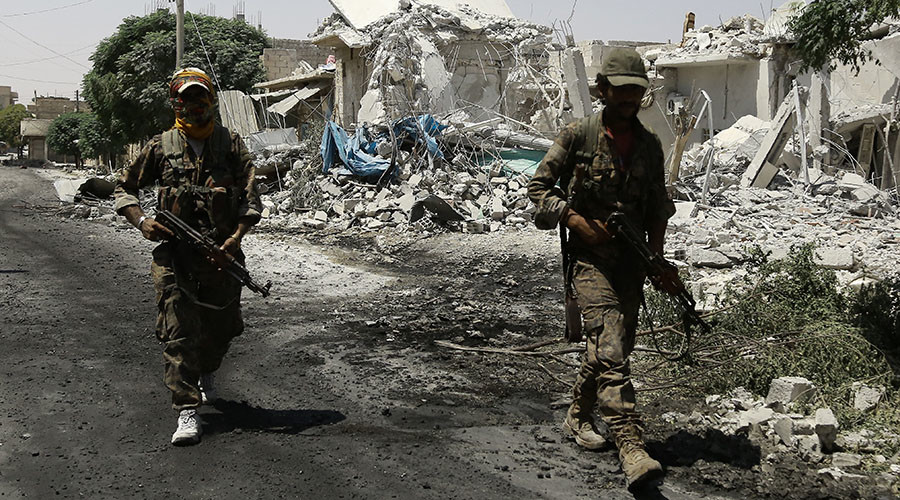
left=563, top=47, right=592, bottom=119
left=690, top=248, right=734, bottom=268
left=741, top=94, right=796, bottom=188
left=409, top=194, right=465, bottom=223
left=773, top=415, right=795, bottom=446
left=852, top=384, right=884, bottom=412
left=765, top=377, right=816, bottom=410
left=814, top=248, right=855, bottom=270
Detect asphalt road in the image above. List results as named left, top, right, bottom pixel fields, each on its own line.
left=0, top=167, right=735, bottom=499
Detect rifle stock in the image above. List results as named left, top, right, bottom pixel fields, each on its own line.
left=155, top=210, right=272, bottom=298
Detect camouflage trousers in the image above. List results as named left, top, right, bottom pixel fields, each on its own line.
left=570, top=256, right=644, bottom=433
left=151, top=242, right=244, bottom=411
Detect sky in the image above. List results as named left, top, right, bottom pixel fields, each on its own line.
left=0, top=0, right=779, bottom=106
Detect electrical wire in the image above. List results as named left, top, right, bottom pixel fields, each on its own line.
left=0, top=72, right=79, bottom=84
left=0, top=18, right=89, bottom=69
left=0, top=42, right=96, bottom=67
left=1, top=0, right=95, bottom=18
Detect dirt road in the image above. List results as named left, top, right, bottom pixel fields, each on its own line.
left=0, top=167, right=868, bottom=499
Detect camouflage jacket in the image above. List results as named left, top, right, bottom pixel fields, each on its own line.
left=114, top=125, right=262, bottom=244
left=527, top=112, right=675, bottom=261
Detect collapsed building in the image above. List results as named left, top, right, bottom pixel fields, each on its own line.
left=195, top=0, right=900, bottom=245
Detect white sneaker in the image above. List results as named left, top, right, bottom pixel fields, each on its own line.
left=171, top=409, right=202, bottom=446
left=199, top=373, right=217, bottom=405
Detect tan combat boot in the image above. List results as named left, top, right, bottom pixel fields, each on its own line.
left=562, top=407, right=608, bottom=450
left=615, top=424, right=664, bottom=490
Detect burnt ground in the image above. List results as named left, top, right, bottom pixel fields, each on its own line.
left=0, top=166, right=893, bottom=499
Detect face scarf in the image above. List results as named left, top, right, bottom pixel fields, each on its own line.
left=170, top=70, right=216, bottom=140
left=174, top=94, right=215, bottom=140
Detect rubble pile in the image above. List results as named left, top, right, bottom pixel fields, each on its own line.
left=645, top=15, right=767, bottom=63
left=260, top=147, right=536, bottom=234
left=665, top=181, right=899, bottom=305
left=661, top=377, right=899, bottom=482
left=682, top=115, right=770, bottom=177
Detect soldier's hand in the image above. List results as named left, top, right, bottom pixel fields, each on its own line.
left=565, top=210, right=612, bottom=245
left=220, top=236, right=241, bottom=256
left=651, top=262, right=685, bottom=296
left=140, top=218, right=174, bottom=242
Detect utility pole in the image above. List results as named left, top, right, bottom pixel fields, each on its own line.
left=175, top=0, right=184, bottom=69
left=75, top=89, right=79, bottom=112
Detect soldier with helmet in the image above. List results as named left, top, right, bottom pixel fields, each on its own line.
left=114, top=67, right=262, bottom=445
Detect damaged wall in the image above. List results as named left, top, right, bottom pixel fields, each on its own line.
left=829, top=33, right=900, bottom=119
left=315, top=2, right=552, bottom=127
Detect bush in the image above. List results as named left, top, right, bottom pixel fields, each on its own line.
left=640, top=244, right=895, bottom=419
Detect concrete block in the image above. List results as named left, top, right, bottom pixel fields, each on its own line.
left=814, top=248, right=855, bottom=270
left=815, top=408, right=838, bottom=451
left=738, top=407, right=775, bottom=431
left=313, top=210, right=328, bottom=222
left=765, top=377, right=816, bottom=409
left=491, top=197, right=507, bottom=221
left=831, top=452, right=862, bottom=469
left=852, top=384, right=884, bottom=412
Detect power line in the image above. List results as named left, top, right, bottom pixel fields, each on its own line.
left=0, top=18, right=89, bottom=70
left=1, top=0, right=96, bottom=18
left=0, top=73, right=80, bottom=85
left=0, top=42, right=97, bottom=67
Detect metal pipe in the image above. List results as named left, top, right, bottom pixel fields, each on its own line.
left=175, top=0, right=184, bottom=69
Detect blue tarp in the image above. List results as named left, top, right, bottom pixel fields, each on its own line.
left=320, top=122, right=390, bottom=178
left=320, top=115, right=448, bottom=178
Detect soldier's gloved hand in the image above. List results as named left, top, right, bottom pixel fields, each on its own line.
left=565, top=209, right=612, bottom=246
left=140, top=217, right=174, bottom=242
left=220, top=236, right=241, bottom=256
left=651, top=262, right=684, bottom=296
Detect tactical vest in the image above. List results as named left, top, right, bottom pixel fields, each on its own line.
left=157, top=126, right=241, bottom=243
left=564, top=113, right=655, bottom=231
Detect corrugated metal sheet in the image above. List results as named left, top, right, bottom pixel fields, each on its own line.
left=218, top=90, right=260, bottom=137
left=267, top=82, right=329, bottom=116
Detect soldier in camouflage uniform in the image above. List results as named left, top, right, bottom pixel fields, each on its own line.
left=527, top=48, right=682, bottom=489
left=114, top=68, right=262, bottom=446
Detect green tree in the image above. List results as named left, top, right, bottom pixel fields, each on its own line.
left=47, top=113, right=93, bottom=168
left=0, top=104, right=31, bottom=158
left=789, top=0, right=900, bottom=73
left=77, top=113, right=114, bottom=168
left=82, top=10, right=269, bottom=155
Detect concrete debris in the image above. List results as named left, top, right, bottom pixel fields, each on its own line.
left=815, top=408, right=839, bottom=452
left=817, top=467, right=868, bottom=481
left=830, top=452, right=863, bottom=469
left=765, top=376, right=816, bottom=410
left=649, top=14, right=766, bottom=65
left=852, top=383, right=885, bottom=413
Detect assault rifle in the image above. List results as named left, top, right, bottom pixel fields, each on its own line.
left=605, top=211, right=710, bottom=357
left=155, top=210, right=272, bottom=298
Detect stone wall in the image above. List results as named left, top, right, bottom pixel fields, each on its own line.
left=263, top=38, right=332, bottom=81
